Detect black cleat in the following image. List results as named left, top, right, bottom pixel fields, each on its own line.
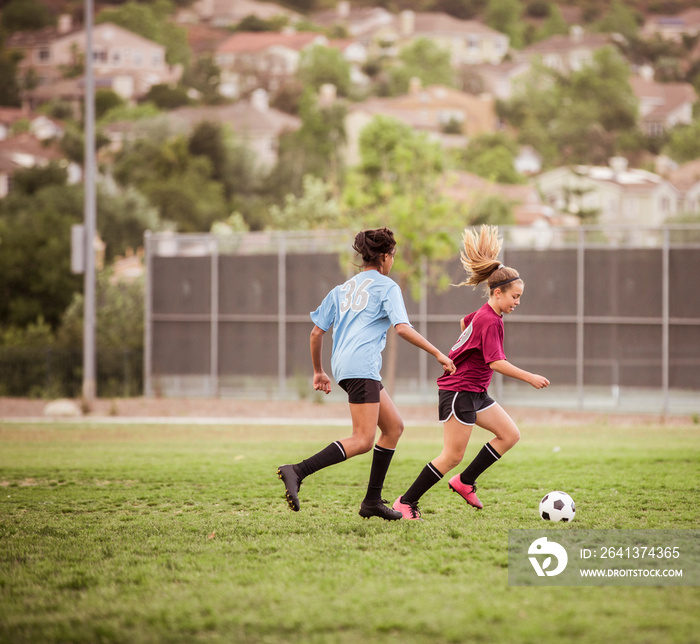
left=359, top=499, right=402, bottom=521
left=277, top=464, right=302, bottom=511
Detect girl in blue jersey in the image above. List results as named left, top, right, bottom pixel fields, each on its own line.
left=278, top=228, right=455, bottom=520
left=393, top=225, right=550, bottom=520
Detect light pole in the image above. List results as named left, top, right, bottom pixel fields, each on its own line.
left=83, top=0, right=97, bottom=403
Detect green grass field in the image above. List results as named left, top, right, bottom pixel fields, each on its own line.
left=1, top=419, right=699, bottom=643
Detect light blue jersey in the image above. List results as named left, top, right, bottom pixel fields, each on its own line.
left=310, top=270, right=412, bottom=383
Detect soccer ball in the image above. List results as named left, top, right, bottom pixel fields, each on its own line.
left=539, top=491, right=576, bottom=522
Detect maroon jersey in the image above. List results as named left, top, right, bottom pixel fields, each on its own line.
left=437, top=302, right=506, bottom=392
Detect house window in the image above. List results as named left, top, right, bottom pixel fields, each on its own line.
left=623, top=197, right=639, bottom=219
left=133, top=51, right=143, bottom=67
left=111, top=50, right=121, bottom=66
left=37, top=48, right=50, bottom=62
left=467, top=35, right=479, bottom=51
left=647, top=121, right=664, bottom=137
left=660, top=196, right=670, bottom=213
left=151, top=52, right=162, bottom=67
left=93, top=50, right=107, bottom=63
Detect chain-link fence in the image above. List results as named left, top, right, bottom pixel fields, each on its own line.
left=144, top=226, right=700, bottom=415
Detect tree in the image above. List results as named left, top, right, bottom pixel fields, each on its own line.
left=467, top=194, right=516, bottom=225
left=501, top=48, right=639, bottom=165
left=181, top=55, right=221, bottom=104
left=0, top=0, right=54, bottom=32
left=386, top=38, right=454, bottom=95
left=97, top=181, right=167, bottom=262
left=341, top=116, right=463, bottom=392
left=266, top=89, right=347, bottom=199
left=0, top=185, right=83, bottom=329
left=663, top=120, right=700, bottom=163
left=431, top=0, right=487, bottom=20
left=352, top=116, right=444, bottom=199
left=56, top=270, right=146, bottom=396
left=485, top=0, right=525, bottom=49
left=461, top=133, right=524, bottom=184
left=142, top=84, right=191, bottom=110
left=297, top=45, right=352, bottom=97
left=537, top=4, right=569, bottom=40
left=0, top=37, right=22, bottom=107
left=267, top=175, right=341, bottom=230
left=595, top=0, right=640, bottom=41
left=112, top=135, right=229, bottom=232
left=95, top=89, right=126, bottom=120
left=11, top=162, right=68, bottom=196
left=96, top=0, right=190, bottom=68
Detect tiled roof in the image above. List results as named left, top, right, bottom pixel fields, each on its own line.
left=667, top=159, right=700, bottom=192
left=217, top=31, right=325, bottom=54
left=629, top=77, right=697, bottom=120
left=522, top=32, right=609, bottom=54
left=0, top=132, right=64, bottom=162
left=412, top=13, right=503, bottom=37
left=184, top=24, right=231, bottom=55
left=350, top=84, right=496, bottom=134
left=6, top=25, right=76, bottom=49
left=125, top=102, right=301, bottom=136
left=439, top=170, right=550, bottom=225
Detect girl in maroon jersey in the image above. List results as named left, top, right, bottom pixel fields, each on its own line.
left=393, top=225, right=550, bottom=520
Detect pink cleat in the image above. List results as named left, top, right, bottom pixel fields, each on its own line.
left=448, top=475, right=483, bottom=509
left=392, top=496, right=422, bottom=520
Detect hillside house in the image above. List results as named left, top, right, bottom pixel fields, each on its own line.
left=344, top=81, right=497, bottom=166
left=0, top=132, right=81, bottom=197
left=516, top=26, right=612, bottom=74
left=215, top=31, right=328, bottom=98
left=7, top=18, right=182, bottom=104
left=102, top=92, right=300, bottom=169
left=667, top=159, right=700, bottom=215
left=640, top=9, right=700, bottom=42
left=469, top=60, right=531, bottom=100
left=629, top=70, right=697, bottom=137
left=369, top=11, right=509, bottom=65
left=310, top=2, right=394, bottom=38
left=184, top=0, right=302, bottom=27
left=535, top=158, right=681, bottom=228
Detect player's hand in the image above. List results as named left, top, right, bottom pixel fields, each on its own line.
left=313, top=372, right=332, bottom=394
left=530, top=374, right=550, bottom=389
left=438, top=353, right=456, bottom=375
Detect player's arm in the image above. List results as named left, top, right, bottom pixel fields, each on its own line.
left=310, top=325, right=332, bottom=394
left=489, top=359, right=549, bottom=389
left=395, top=323, right=455, bottom=374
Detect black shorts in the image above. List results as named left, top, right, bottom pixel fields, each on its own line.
left=438, top=390, right=496, bottom=426
left=338, top=378, right=383, bottom=404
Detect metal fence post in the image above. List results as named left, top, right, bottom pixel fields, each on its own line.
left=144, top=231, right=152, bottom=397
left=210, top=237, right=219, bottom=397
left=662, top=227, right=670, bottom=416
left=577, top=228, right=585, bottom=409
left=278, top=234, right=287, bottom=399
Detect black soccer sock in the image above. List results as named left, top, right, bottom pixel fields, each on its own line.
left=294, top=441, right=347, bottom=480
left=363, top=445, right=395, bottom=502
left=459, top=443, right=501, bottom=485
left=401, top=461, right=443, bottom=505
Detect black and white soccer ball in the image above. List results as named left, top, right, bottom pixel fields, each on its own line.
left=539, top=491, right=576, bottom=522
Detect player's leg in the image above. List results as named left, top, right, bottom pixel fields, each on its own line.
left=449, top=402, right=520, bottom=509
left=278, top=379, right=379, bottom=512
left=394, top=391, right=476, bottom=519
left=394, top=416, right=474, bottom=520
left=358, top=388, right=403, bottom=520
left=432, top=416, right=474, bottom=474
